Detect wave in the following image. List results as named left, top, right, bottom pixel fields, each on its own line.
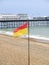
left=21, top=35, right=49, bottom=43
left=0, top=30, right=49, bottom=43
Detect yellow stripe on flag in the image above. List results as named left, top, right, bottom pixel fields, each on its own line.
left=13, top=28, right=28, bottom=37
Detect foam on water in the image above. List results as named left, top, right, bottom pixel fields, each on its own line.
left=0, top=30, right=49, bottom=43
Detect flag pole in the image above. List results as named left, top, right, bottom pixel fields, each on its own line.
left=28, top=21, right=30, bottom=65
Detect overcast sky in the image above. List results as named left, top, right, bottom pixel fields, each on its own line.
left=0, top=0, right=49, bottom=17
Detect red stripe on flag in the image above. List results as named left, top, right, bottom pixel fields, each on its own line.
left=14, top=22, right=28, bottom=33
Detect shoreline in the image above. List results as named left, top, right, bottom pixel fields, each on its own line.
left=0, top=30, right=49, bottom=43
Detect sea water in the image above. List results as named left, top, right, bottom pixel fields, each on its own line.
left=29, top=26, right=49, bottom=38
left=0, top=22, right=49, bottom=38
left=1, top=26, right=49, bottom=38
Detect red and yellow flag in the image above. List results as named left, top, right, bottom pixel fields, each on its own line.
left=13, top=22, right=28, bottom=37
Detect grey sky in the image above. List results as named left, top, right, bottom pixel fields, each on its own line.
left=0, top=0, right=49, bottom=17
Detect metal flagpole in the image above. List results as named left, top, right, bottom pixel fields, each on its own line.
left=28, top=21, right=30, bottom=65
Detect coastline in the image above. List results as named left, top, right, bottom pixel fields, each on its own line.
left=0, top=30, right=49, bottom=43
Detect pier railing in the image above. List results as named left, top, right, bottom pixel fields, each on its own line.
left=0, top=20, right=49, bottom=29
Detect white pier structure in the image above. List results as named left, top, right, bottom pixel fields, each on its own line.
left=0, top=14, right=49, bottom=28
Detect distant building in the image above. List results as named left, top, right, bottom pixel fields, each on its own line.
left=0, top=14, right=49, bottom=29
left=0, top=14, right=29, bottom=20
left=17, top=14, right=29, bottom=20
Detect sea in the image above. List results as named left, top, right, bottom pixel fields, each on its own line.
left=0, top=20, right=49, bottom=38
left=0, top=26, right=49, bottom=38
left=29, top=26, right=49, bottom=38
